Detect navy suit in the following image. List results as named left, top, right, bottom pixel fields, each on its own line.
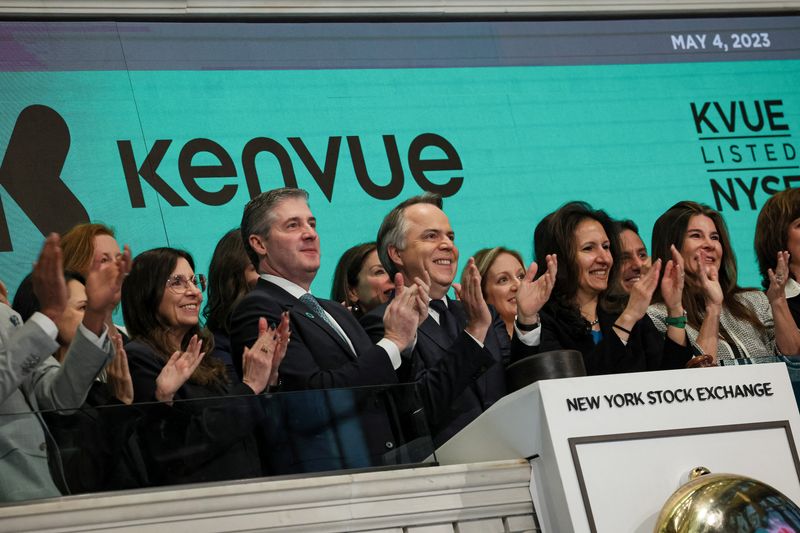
left=361, top=297, right=532, bottom=446
left=230, top=278, right=414, bottom=471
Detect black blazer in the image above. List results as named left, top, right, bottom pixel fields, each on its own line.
left=125, top=341, right=264, bottom=485
left=537, top=306, right=693, bottom=375
left=229, top=278, right=415, bottom=469
left=230, top=278, right=398, bottom=389
left=362, top=297, right=534, bottom=446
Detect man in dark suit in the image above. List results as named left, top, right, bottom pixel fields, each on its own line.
left=230, top=188, right=467, bottom=471
left=361, top=194, right=557, bottom=446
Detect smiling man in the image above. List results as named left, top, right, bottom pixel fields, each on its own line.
left=616, top=219, right=652, bottom=294
left=230, top=187, right=428, bottom=470
left=362, top=193, right=556, bottom=445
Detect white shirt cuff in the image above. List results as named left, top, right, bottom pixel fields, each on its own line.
left=465, top=331, right=484, bottom=348
left=78, top=322, right=109, bottom=350
left=514, top=324, right=542, bottom=346
left=378, top=338, right=402, bottom=370
left=29, top=312, right=58, bottom=340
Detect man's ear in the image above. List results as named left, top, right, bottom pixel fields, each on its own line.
left=388, top=245, right=403, bottom=269
left=249, top=234, right=267, bottom=256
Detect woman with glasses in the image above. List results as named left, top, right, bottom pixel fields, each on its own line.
left=121, top=247, right=289, bottom=485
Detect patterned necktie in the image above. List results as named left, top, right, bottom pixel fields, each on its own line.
left=299, top=292, right=349, bottom=345
left=429, top=299, right=459, bottom=342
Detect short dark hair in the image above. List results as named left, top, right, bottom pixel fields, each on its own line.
left=13, top=271, right=85, bottom=323
left=755, top=188, right=800, bottom=288
left=616, top=219, right=640, bottom=235
left=376, top=193, right=443, bottom=278
left=240, top=187, right=309, bottom=269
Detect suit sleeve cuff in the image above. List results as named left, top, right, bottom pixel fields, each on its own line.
left=78, top=322, right=109, bottom=350
left=378, top=338, right=402, bottom=370
left=465, top=331, right=484, bottom=348
left=29, top=312, right=58, bottom=340
left=514, top=324, right=542, bottom=346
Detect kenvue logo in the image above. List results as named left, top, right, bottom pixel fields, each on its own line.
left=0, top=105, right=89, bottom=252
left=1, top=105, right=467, bottom=252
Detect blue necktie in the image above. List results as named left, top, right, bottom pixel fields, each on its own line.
left=300, top=293, right=349, bottom=345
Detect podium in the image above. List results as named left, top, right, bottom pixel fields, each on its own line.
left=435, top=363, right=800, bottom=532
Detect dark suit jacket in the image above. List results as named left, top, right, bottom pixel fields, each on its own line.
left=537, top=305, right=693, bottom=375
left=361, top=297, right=533, bottom=446
left=229, top=278, right=416, bottom=470
left=126, top=341, right=264, bottom=486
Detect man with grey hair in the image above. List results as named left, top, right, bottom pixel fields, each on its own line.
left=362, top=193, right=557, bottom=445
left=230, top=187, right=430, bottom=469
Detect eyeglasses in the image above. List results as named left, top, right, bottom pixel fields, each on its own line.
left=165, top=274, right=206, bottom=294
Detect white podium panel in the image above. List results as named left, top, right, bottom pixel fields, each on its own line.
left=436, top=363, right=800, bottom=533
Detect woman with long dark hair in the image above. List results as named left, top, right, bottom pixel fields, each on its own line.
left=121, top=247, right=288, bottom=485
left=649, top=200, right=795, bottom=361
left=331, top=242, right=393, bottom=319
left=534, top=201, right=694, bottom=374
left=204, top=229, right=260, bottom=380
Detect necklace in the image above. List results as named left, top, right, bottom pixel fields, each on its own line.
left=588, top=318, right=599, bottom=326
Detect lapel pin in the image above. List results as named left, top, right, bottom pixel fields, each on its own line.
left=304, top=312, right=315, bottom=319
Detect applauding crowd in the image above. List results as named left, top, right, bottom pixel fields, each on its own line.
left=1, top=186, right=798, bottom=501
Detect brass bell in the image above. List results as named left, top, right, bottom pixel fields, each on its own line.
left=654, top=466, right=800, bottom=532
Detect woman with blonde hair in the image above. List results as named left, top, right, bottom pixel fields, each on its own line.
left=473, top=247, right=526, bottom=338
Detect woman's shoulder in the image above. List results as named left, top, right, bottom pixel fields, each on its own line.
left=124, top=340, right=164, bottom=367
left=734, top=288, right=770, bottom=310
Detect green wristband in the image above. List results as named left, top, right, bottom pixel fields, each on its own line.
left=665, top=315, right=687, bottom=329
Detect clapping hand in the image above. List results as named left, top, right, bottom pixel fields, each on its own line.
left=383, top=273, right=426, bottom=351
left=155, top=335, right=205, bottom=404
left=766, top=251, right=791, bottom=304
left=453, top=257, right=491, bottom=343
left=106, top=333, right=134, bottom=405
left=660, top=245, right=685, bottom=316
left=32, top=233, right=68, bottom=322
left=516, top=254, right=557, bottom=325
left=242, top=313, right=291, bottom=394
left=697, top=250, right=723, bottom=307
left=621, top=258, right=662, bottom=324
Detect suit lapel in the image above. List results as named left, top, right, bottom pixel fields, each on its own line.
left=310, top=299, right=358, bottom=359
left=419, top=298, right=459, bottom=351
left=259, top=279, right=357, bottom=359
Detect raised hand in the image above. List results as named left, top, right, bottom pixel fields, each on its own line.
left=242, top=315, right=289, bottom=394
left=412, top=270, right=432, bottom=327
left=106, top=333, right=134, bottom=405
left=766, top=251, right=791, bottom=303
left=697, top=251, right=723, bottom=307
left=453, top=257, right=491, bottom=343
left=516, top=254, right=557, bottom=325
left=83, top=244, right=132, bottom=336
left=32, top=233, right=67, bottom=322
left=383, top=276, right=423, bottom=351
left=660, top=245, right=685, bottom=316
left=155, top=335, right=205, bottom=404
left=621, top=258, right=662, bottom=325
left=268, top=312, right=291, bottom=388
